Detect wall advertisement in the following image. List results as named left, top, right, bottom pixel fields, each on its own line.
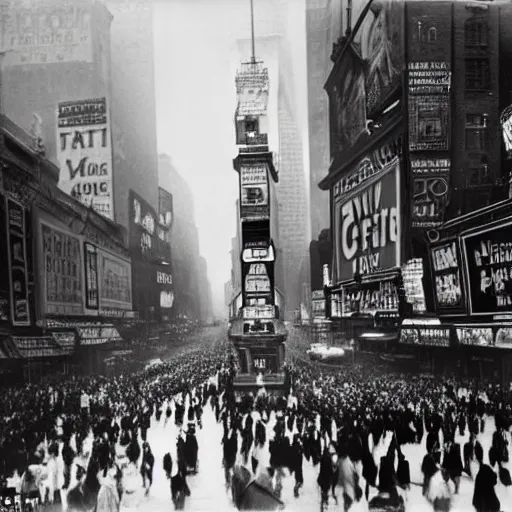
left=0, top=4, right=92, bottom=66
left=334, top=162, right=400, bottom=282
left=155, top=265, right=174, bottom=310
left=399, top=326, right=451, bottom=346
left=462, top=220, right=512, bottom=316
left=408, top=62, right=451, bottom=152
left=430, top=240, right=464, bottom=311
left=98, top=250, right=132, bottom=311
left=84, top=243, right=98, bottom=310
left=56, top=98, right=114, bottom=220
left=5, top=197, right=30, bottom=326
left=240, top=164, right=269, bottom=221
left=41, top=222, right=83, bottom=315
left=411, top=158, right=451, bottom=228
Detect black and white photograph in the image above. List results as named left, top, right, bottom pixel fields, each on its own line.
left=1, top=0, right=512, bottom=511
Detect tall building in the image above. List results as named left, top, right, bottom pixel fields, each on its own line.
left=158, top=154, right=203, bottom=320
left=318, top=0, right=512, bottom=331
left=105, top=0, right=159, bottom=229
left=198, top=256, right=213, bottom=324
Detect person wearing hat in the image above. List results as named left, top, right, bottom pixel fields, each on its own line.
left=368, top=457, right=405, bottom=512
left=290, top=434, right=304, bottom=498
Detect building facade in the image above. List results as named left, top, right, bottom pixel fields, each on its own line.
left=158, top=154, right=204, bottom=321
left=318, top=0, right=512, bottom=355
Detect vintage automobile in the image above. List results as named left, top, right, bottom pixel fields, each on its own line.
left=307, top=343, right=346, bottom=362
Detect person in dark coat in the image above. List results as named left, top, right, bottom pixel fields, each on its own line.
left=472, top=448, right=500, bottom=512
left=442, top=439, right=463, bottom=494
left=290, top=434, right=304, bottom=498
left=368, top=460, right=405, bottom=512
left=463, top=433, right=477, bottom=477
left=222, top=428, right=237, bottom=488
left=362, top=443, right=378, bottom=501
left=422, top=443, right=441, bottom=496
left=317, top=447, right=334, bottom=505
left=170, top=470, right=190, bottom=510
left=126, top=436, right=141, bottom=466
left=184, top=424, right=198, bottom=472
left=163, top=452, right=173, bottom=480
left=141, top=442, right=155, bottom=494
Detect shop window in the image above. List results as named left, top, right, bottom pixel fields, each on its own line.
left=464, top=18, right=488, bottom=47
left=465, top=58, right=490, bottom=91
left=465, top=114, right=488, bottom=150
left=245, top=120, right=258, bottom=133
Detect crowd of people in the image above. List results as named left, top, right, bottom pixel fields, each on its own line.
left=1, top=326, right=512, bottom=512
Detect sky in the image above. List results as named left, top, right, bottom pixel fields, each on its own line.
left=152, top=0, right=308, bottom=317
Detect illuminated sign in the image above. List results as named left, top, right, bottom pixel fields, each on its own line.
left=98, top=250, right=132, bottom=310
left=84, top=243, right=98, bottom=310
left=407, top=61, right=451, bottom=95
left=342, top=279, right=399, bottom=316
left=240, top=164, right=269, bottom=221
left=462, top=220, right=512, bottom=315
left=430, top=241, right=464, bottom=310
left=456, top=327, right=493, bottom=346
left=156, top=271, right=172, bottom=285
left=399, top=326, right=451, bottom=346
left=5, top=197, right=30, bottom=326
left=335, top=163, right=400, bottom=280
left=242, top=306, right=275, bottom=319
left=160, top=290, right=174, bottom=309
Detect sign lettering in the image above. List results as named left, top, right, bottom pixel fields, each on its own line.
left=157, top=271, right=173, bottom=285
left=431, top=241, right=463, bottom=309
left=57, top=98, right=114, bottom=220
left=240, top=164, right=269, bottom=221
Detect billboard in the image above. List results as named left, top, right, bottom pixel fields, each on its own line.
left=56, top=98, right=114, bottom=220
left=430, top=240, right=464, bottom=311
left=5, top=197, right=30, bottom=326
left=240, top=164, right=269, bottom=221
left=462, top=220, right=512, bottom=315
left=41, top=222, right=83, bottom=315
left=98, top=250, right=132, bottom=311
left=335, top=163, right=400, bottom=282
left=0, top=4, right=92, bottom=66
left=411, top=158, right=450, bottom=228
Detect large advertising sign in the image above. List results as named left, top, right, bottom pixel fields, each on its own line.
left=5, top=197, right=30, bottom=326
left=500, top=105, right=512, bottom=154
left=56, top=98, right=114, bottom=220
left=335, top=163, right=400, bottom=281
left=411, top=158, right=450, bottom=228
left=98, top=250, right=132, bottom=311
left=41, top=223, right=83, bottom=315
left=156, top=266, right=174, bottom=310
left=462, top=220, right=512, bottom=316
left=240, top=164, right=269, bottom=221
left=430, top=240, right=464, bottom=311
left=129, top=190, right=170, bottom=262
left=0, top=4, right=92, bottom=66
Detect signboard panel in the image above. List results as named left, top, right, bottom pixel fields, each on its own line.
left=56, top=98, right=114, bottom=220
left=399, top=326, right=451, bottom=346
left=240, top=164, right=269, bottom=221
left=430, top=240, right=464, bottom=311
left=342, top=279, right=399, bottom=316
left=84, top=243, right=98, bottom=310
left=41, top=223, right=83, bottom=315
left=98, top=250, right=132, bottom=310
left=411, top=158, right=450, bottom=228
left=335, top=164, right=400, bottom=281
left=462, top=220, right=512, bottom=315
left=5, top=197, right=30, bottom=326
left=0, top=4, right=93, bottom=66
left=242, top=306, right=275, bottom=319
left=408, top=96, right=450, bottom=151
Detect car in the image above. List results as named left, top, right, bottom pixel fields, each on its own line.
left=307, top=343, right=345, bottom=362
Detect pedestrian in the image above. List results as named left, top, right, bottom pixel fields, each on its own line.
left=140, top=442, right=154, bottom=495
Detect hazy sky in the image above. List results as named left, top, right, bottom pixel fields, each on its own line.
left=153, top=0, right=307, bottom=316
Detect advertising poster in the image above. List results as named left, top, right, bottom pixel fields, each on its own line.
left=335, top=165, right=400, bottom=281
left=0, top=4, right=92, bottom=66
left=240, top=164, right=269, bottom=221
left=430, top=241, right=464, bottom=310
left=98, top=250, right=132, bottom=311
left=456, top=327, right=493, bottom=346
left=343, top=280, right=399, bottom=316
left=399, top=326, right=451, bottom=346
left=155, top=265, right=174, bottom=310
left=408, top=96, right=450, bottom=151
left=84, top=243, right=98, bottom=310
left=41, top=223, right=83, bottom=314
left=411, top=158, right=451, bottom=228
left=462, top=221, right=512, bottom=315
left=5, top=197, right=30, bottom=326
left=56, top=98, right=114, bottom=220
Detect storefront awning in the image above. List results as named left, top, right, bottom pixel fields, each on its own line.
left=10, top=336, right=66, bottom=358
left=51, top=332, right=77, bottom=355
left=77, top=324, right=123, bottom=346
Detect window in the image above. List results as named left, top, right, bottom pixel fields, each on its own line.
left=464, top=18, right=488, bottom=47
left=466, top=155, right=490, bottom=186
left=428, top=27, right=437, bottom=42
left=465, top=114, right=488, bottom=150
left=245, top=120, right=257, bottom=133
left=419, top=116, right=442, bottom=142
left=465, top=58, right=490, bottom=90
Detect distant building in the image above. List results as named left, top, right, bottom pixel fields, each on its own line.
left=158, top=154, right=204, bottom=321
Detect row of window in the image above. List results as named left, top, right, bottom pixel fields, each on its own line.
left=416, top=18, right=487, bottom=46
